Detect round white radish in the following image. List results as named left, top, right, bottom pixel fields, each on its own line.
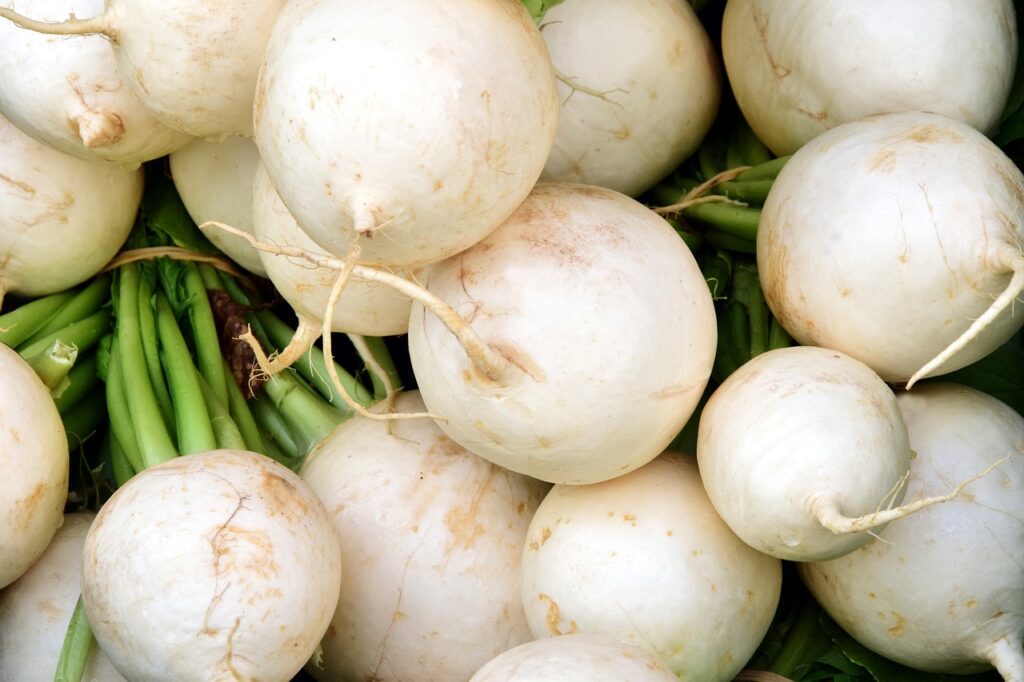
left=299, top=390, right=545, bottom=682
left=81, top=449, right=341, bottom=682
left=0, top=0, right=287, bottom=138
left=520, top=453, right=781, bottom=681
left=722, top=0, right=1017, bottom=156
left=0, top=513, right=124, bottom=681
left=758, top=111, right=1024, bottom=386
left=254, top=0, right=559, bottom=266
left=0, top=0, right=191, bottom=166
left=800, top=383, right=1024, bottom=679
left=252, top=164, right=417, bottom=339
left=0, top=114, right=142, bottom=306
left=409, top=183, right=716, bottom=485
left=539, top=0, right=720, bottom=196
left=469, top=633, right=679, bottom=682
left=170, top=136, right=266, bottom=276
left=0, top=343, right=68, bottom=589
left=697, top=346, right=913, bottom=561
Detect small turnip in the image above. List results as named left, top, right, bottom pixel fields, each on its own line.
left=0, top=114, right=142, bottom=306
left=299, top=391, right=545, bottom=682
left=253, top=0, right=559, bottom=266
left=81, top=449, right=341, bottom=682
left=469, top=633, right=679, bottom=682
left=0, top=342, right=68, bottom=590
left=722, top=0, right=1017, bottom=155
left=757, top=111, right=1024, bottom=386
left=539, top=0, right=720, bottom=196
left=408, top=183, right=717, bottom=484
left=800, top=384, right=1023, bottom=680
left=0, top=513, right=124, bottom=681
left=0, top=0, right=191, bottom=166
left=520, top=453, right=781, bottom=681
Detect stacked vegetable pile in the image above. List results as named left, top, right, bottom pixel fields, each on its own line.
left=0, top=0, right=1021, bottom=681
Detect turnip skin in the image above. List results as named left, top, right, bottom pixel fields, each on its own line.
left=0, top=513, right=125, bottom=682
left=697, top=346, right=912, bottom=561
left=722, top=0, right=1017, bottom=156
left=170, top=136, right=266, bottom=277
left=757, top=111, right=1024, bottom=385
left=0, top=0, right=191, bottom=166
left=469, top=633, right=679, bottom=682
left=408, top=183, right=716, bottom=485
left=299, top=391, right=545, bottom=682
left=81, top=449, right=341, bottom=682
left=251, top=164, right=416, bottom=338
left=254, top=0, right=559, bottom=267
left=0, top=114, right=142, bottom=305
left=520, top=453, right=781, bottom=681
left=800, top=384, right=1024, bottom=680
left=539, top=0, right=720, bottom=196
left=0, top=343, right=68, bottom=590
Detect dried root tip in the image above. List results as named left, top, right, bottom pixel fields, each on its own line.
left=907, top=256, right=1024, bottom=389
left=251, top=315, right=321, bottom=376
left=988, top=637, right=1024, bottom=682
left=0, top=8, right=112, bottom=37
left=814, top=454, right=1011, bottom=535
left=653, top=165, right=752, bottom=215
left=71, top=110, right=125, bottom=148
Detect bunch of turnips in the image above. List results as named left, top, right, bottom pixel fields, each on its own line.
left=0, top=1, right=1021, bottom=681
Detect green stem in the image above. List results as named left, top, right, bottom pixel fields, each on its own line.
left=22, top=275, right=111, bottom=347
left=768, top=599, right=824, bottom=677
left=737, top=155, right=791, bottom=181
left=250, top=394, right=301, bottom=463
left=704, top=229, right=757, bottom=254
left=733, top=119, right=773, bottom=167
left=195, top=372, right=247, bottom=451
left=733, top=263, right=768, bottom=358
left=138, top=270, right=175, bottom=435
left=53, top=596, right=93, bottom=682
left=360, top=336, right=401, bottom=400
left=768, top=318, right=794, bottom=351
left=700, top=249, right=733, bottom=301
left=222, top=360, right=265, bottom=453
left=155, top=293, right=216, bottom=455
left=680, top=202, right=761, bottom=242
left=105, top=344, right=144, bottom=474
left=184, top=263, right=228, bottom=408
left=62, top=392, right=107, bottom=452
left=715, top=179, right=774, bottom=205
left=116, top=264, right=177, bottom=468
left=109, top=433, right=135, bottom=488
left=54, top=353, right=99, bottom=416
left=23, top=340, right=77, bottom=396
left=17, top=309, right=111, bottom=360
left=0, top=290, right=74, bottom=348
left=262, top=372, right=344, bottom=457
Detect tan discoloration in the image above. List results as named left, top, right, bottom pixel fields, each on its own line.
left=0, top=173, right=35, bottom=196
left=537, top=593, right=577, bottom=636
left=540, top=527, right=552, bottom=544
left=887, top=612, right=906, bottom=636
left=443, top=467, right=496, bottom=552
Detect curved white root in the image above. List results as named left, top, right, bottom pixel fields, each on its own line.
left=199, top=220, right=518, bottom=384
left=814, top=454, right=1011, bottom=535
left=988, top=637, right=1024, bottom=682
left=907, top=255, right=1024, bottom=389
left=347, top=333, right=398, bottom=408
left=0, top=8, right=112, bottom=38
left=243, top=314, right=321, bottom=376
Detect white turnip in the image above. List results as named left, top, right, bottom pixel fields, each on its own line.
left=800, top=384, right=1024, bottom=680
left=253, top=0, right=559, bottom=266
left=0, top=513, right=124, bottom=681
left=0, top=0, right=288, bottom=138
left=81, top=449, right=341, bottom=682
left=539, top=0, right=720, bottom=196
left=520, top=453, right=781, bottom=681
left=0, top=343, right=68, bottom=590
left=0, top=0, right=190, bottom=167
left=408, top=183, right=717, bottom=484
left=757, top=111, right=1024, bottom=387
left=469, top=633, right=679, bottom=682
left=299, top=391, right=545, bottom=682
left=169, top=136, right=266, bottom=276
left=722, top=0, right=1017, bottom=155
left=0, top=114, right=142, bottom=306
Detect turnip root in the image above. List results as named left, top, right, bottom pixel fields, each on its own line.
left=800, top=384, right=1024, bottom=680
left=722, top=0, right=1017, bottom=155
left=520, top=453, right=781, bottom=681
left=0, top=513, right=124, bottom=681
left=469, top=633, right=679, bottom=682
left=757, top=111, right=1024, bottom=386
left=250, top=165, right=416, bottom=349
left=539, top=0, right=720, bottom=196
left=298, top=390, right=545, bottom=682
left=0, top=114, right=142, bottom=306
left=0, top=0, right=190, bottom=166
left=81, top=449, right=341, bottom=682
left=695, top=346, right=978, bottom=561
left=0, top=343, right=68, bottom=590
left=0, top=0, right=288, bottom=138
left=253, top=0, right=559, bottom=266
left=169, top=136, right=266, bottom=276
left=408, top=183, right=717, bottom=484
